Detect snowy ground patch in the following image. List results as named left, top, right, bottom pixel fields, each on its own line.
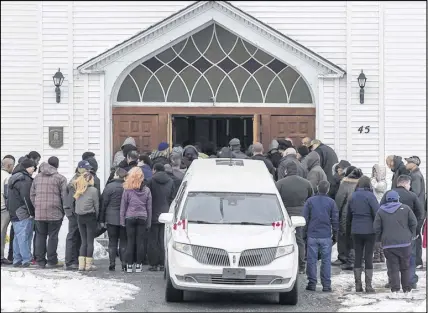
left=3, top=217, right=108, bottom=261
left=1, top=267, right=140, bottom=312
left=333, top=248, right=426, bottom=312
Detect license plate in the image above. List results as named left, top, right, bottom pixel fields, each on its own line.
left=222, top=268, right=246, bottom=279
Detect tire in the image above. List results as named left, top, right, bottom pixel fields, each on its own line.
left=165, top=267, right=184, bottom=302
left=279, top=275, right=298, bottom=305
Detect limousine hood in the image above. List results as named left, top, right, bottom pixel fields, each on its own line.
left=183, top=224, right=287, bottom=252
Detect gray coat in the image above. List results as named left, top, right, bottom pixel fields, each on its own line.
left=410, top=168, right=426, bottom=215
left=277, top=154, right=307, bottom=180
left=276, top=171, right=313, bottom=217
left=374, top=202, right=417, bottom=248
left=305, top=151, right=327, bottom=191
left=335, top=177, right=359, bottom=234
left=75, top=186, right=100, bottom=217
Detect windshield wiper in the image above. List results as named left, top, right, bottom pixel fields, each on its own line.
left=227, top=222, right=271, bottom=226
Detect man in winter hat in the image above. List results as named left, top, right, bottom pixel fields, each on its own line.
left=374, top=190, right=417, bottom=297
left=8, top=158, right=36, bottom=267
left=405, top=156, right=425, bottom=269
left=229, top=138, right=248, bottom=159
left=31, top=156, right=67, bottom=268
left=113, top=137, right=136, bottom=168
left=151, top=142, right=170, bottom=166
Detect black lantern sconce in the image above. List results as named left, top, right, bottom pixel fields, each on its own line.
left=53, top=68, right=64, bottom=103
left=357, top=70, right=367, bottom=104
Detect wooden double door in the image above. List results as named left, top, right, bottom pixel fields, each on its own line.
left=112, top=107, right=315, bottom=155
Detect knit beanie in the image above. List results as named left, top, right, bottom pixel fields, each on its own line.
left=48, top=156, right=59, bottom=169
left=21, top=158, right=35, bottom=170
left=158, top=142, right=169, bottom=151
left=297, top=146, right=309, bottom=158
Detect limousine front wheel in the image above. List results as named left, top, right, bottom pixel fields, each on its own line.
left=278, top=275, right=298, bottom=305
left=165, top=269, right=184, bottom=302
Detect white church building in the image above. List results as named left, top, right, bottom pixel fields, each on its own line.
left=1, top=1, right=426, bottom=185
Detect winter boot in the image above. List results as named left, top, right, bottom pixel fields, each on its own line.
left=126, top=264, right=133, bottom=273
left=108, top=248, right=116, bottom=271
left=85, top=257, right=97, bottom=271
left=353, top=268, right=363, bottom=292
left=78, top=256, right=86, bottom=271
left=380, top=248, right=385, bottom=263
left=365, top=269, right=375, bottom=293
left=135, top=264, right=142, bottom=273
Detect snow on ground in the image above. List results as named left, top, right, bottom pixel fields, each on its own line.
left=332, top=248, right=427, bottom=313
left=1, top=267, right=140, bottom=312
left=3, top=217, right=108, bottom=261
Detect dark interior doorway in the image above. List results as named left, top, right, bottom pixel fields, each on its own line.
left=173, top=115, right=253, bottom=153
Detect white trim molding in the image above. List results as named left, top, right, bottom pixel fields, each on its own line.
left=113, top=102, right=316, bottom=108
left=78, top=1, right=345, bottom=77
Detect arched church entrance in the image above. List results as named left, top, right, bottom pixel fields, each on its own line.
left=112, top=23, right=315, bottom=154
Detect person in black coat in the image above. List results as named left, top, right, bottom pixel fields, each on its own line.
left=100, top=168, right=128, bottom=271
left=329, top=160, right=351, bottom=199
left=309, top=139, right=339, bottom=186
left=164, top=164, right=182, bottom=199
left=251, top=142, right=275, bottom=177
left=386, top=155, right=409, bottom=189
left=346, top=176, right=379, bottom=293
left=276, top=162, right=313, bottom=273
left=8, top=159, right=36, bottom=267
left=380, top=174, right=423, bottom=289
left=146, top=163, right=175, bottom=272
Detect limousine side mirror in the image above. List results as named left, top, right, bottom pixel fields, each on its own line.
left=290, top=216, right=306, bottom=228
left=159, top=213, right=174, bottom=224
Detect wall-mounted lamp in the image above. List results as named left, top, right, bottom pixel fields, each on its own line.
left=53, top=68, right=64, bottom=103
left=357, top=70, right=367, bottom=104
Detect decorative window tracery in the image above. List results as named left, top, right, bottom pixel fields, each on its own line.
left=117, top=23, right=312, bottom=103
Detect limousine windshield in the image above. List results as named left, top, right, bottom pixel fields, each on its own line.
left=180, top=192, right=284, bottom=225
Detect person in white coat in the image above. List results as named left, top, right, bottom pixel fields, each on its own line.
left=1, top=155, right=15, bottom=265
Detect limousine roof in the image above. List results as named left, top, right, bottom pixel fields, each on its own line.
left=184, top=158, right=277, bottom=194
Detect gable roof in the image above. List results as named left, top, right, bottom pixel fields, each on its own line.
left=78, top=1, right=345, bottom=76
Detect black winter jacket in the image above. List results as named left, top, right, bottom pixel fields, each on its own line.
left=335, top=177, right=359, bottom=234
left=268, top=150, right=282, bottom=169
left=251, top=154, right=275, bottom=176
left=409, top=168, right=426, bottom=215
left=147, top=172, right=175, bottom=223
left=100, top=179, right=124, bottom=225
left=391, top=156, right=409, bottom=189
left=313, top=143, right=338, bottom=185
left=380, top=186, right=423, bottom=221
left=8, top=168, right=35, bottom=222
left=275, top=165, right=313, bottom=217
left=166, top=172, right=182, bottom=199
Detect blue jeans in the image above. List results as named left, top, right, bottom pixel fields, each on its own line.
left=12, top=218, right=34, bottom=265
left=410, top=240, right=418, bottom=285
left=306, top=237, right=332, bottom=288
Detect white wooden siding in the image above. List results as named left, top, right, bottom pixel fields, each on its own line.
left=384, top=1, right=426, bottom=186
left=1, top=1, right=42, bottom=158
left=41, top=1, right=71, bottom=178
left=349, top=1, right=380, bottom=176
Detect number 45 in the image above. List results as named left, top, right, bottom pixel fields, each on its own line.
left=358, top=126, right=370, bottom=134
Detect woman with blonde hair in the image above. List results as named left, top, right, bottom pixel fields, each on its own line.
left=120, top=167, right=152, bottom=273
left=74, top=172, right=99, bottom=271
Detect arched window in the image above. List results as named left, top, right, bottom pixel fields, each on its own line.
left=117, top=23, right=312, bottom=104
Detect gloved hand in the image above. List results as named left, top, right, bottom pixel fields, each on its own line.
left=146, top=223, right=151, bottom=232
left=332, top=232, right=338, bottom=245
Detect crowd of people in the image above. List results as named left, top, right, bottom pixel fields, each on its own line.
left=0, top=137, right=426, bottom=297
